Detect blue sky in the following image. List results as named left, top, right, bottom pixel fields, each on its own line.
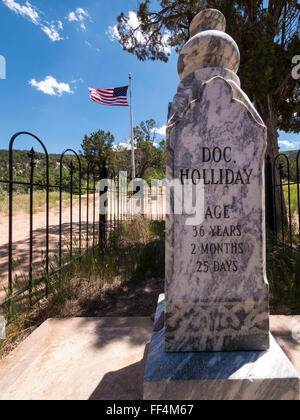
left=0, top=0, right=298, bottom=154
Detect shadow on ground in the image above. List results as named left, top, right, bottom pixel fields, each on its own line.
left=89, top=344, right=150, bottom=400
left=0, top=222, right=98, bottom=300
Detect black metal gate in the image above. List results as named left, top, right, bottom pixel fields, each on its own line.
left=0, top=132, right=107, bottom=308
left=265, top=151, right=300, bottom=250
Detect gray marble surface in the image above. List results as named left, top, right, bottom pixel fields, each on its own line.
left=165, top=9, right=269, bottom=352
left=166, top=74, right=269, bottom=351
left=190, top=9, right=226, bottom=36
left=178, top=30, right=240, bottom=81
left=144, top=296, right=300, bottom=400
left=178, top=9, right=239, bottom=81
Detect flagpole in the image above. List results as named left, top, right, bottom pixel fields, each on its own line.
left=129, top=73, right=135, bottom=180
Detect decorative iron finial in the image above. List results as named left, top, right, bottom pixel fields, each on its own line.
left=68, top=160, right=75, bottom=174
left=28, top=147, right=37, bottom=168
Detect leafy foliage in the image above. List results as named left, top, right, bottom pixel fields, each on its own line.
left=134, top=119, right=166, bottom=179
left=280, top=150, right=300, bottom=182
left=80, top=130, right=115, bottom=174
left=81, top=119, right=166, bottom=179
left=267, top=231, right=300, bottom=314
left=0, top=149, right=76, bottom=195
left=0, top=119, right=166, bottom=195
left=115, top=1, right=300, bottom=151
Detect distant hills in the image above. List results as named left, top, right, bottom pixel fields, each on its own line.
left=1, top=147, right=299, bottom=192
left=0, top=149, right=63, bottom=178
left=282, top=150, right=299, bottom=159
left=275, top=150, right=299, bottom=182
left=0, top=149, right=77, bottom=194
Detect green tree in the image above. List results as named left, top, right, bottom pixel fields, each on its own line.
left=134, top=119, right=166, bottom=178
left=113, top=144, right=131, bottom=174
left=81, top=130, right=115, bottom=174
left=115, top=0, right=300, bottom=161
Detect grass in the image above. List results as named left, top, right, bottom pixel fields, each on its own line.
left=1, top=216, right=300, bottom=359
left=283, top=184, right=299, bottom=218
left=0, top=217, right=165, bottom=359
left=0, top=191, right=73, bottom=215
left=267, top=230, right=300, bottom=315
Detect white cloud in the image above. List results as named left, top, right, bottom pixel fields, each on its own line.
left=151, top=125, right=167, bottom=136
left=76, top=8, right=89, bottom=20
left=108, top=24, right=119, bottom=41
left=67, top=7, right=89, bottom=31
left=2, top=0, right=63, bottom=41
left=278, top=140, right=296, bottom=149
left=29, top=76, right=74, bottom=96
left=113, top=142, right=132, bottom=151
left=71, top=77, right=84, bottom=84
left=68, top=11, right=78, bottom=22
left=2, top=0, right=39, bottom=23
left=40, top=24, right=62, bottom=42
left=108, top=11, right=171, bottom=55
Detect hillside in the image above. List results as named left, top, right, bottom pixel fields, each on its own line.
left=0, top=149, right=80, bottom=194
left=283, top=150, right=299, bottom=160
left=281, top=150, right=299, bottom=182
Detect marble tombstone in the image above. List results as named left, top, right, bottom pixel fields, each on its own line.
left=144, top=8, right=300, bottom=400
left=165, top=8, right=269, bottom=353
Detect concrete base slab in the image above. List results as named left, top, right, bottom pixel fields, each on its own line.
left=144, top=296, right=300, bottom=400
left=0, top=317, right=153, bottom=400
left=0, top=313, right=299, bottom=400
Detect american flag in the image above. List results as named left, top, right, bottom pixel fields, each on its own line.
left=88, top=86, right=129, bottom=107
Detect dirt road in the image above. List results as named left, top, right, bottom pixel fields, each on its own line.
left=0, top=191, right=165, bottom=303
left=0, top=196, right=100, bottom=302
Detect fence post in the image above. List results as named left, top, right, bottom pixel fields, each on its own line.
left=99, top=160, right=108, bottom=250
left=93, top=171, right=96, bottom=249
left=265, top=155, right=275, bottom=232
left=69, top=160, right=74, bottom=260
left=28, top=148, right=37, bottom=306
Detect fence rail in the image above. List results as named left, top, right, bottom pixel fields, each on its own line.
left=5, top=133, right=297, bottom=309
left=266, top=151, right=300, bottom=250
left=0, top=132, right=108, bottom=308
left=0, top=132, right=165, bottom=309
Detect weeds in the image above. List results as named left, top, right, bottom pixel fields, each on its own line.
left=0, top=217, right=165, bottom=359
left=283, top=184, right=299, bottom=218
left=267, top=230, right=300, bottom=314
left=2, top=217, right=300, bottom=360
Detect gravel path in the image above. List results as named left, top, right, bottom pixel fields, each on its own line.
left=0, top=196, right=100, bottom=302
left=0, top=192, right=165, bottom=303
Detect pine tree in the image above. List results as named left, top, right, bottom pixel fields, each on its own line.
left=115, top=0, right=300, bottom=161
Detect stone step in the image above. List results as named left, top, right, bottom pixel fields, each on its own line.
left=0, top=317, right=153, bottom=400
left=0, top=316, right=299, bottom=400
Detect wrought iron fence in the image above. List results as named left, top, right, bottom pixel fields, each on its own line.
left=0, top=132, right=166, bottom=310
left=4, top=133, right=298, bottom=309
left=265, top=151, right=300, bottom=250
left=0, top=132, right=109, bottom=309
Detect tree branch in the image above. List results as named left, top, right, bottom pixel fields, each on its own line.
left=274, top=72, right=292, bottom=97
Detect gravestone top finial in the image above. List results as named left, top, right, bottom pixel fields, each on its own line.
left=178, top=8, right=240, bottom=81
left=190, top=8, right=226, bottom=37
